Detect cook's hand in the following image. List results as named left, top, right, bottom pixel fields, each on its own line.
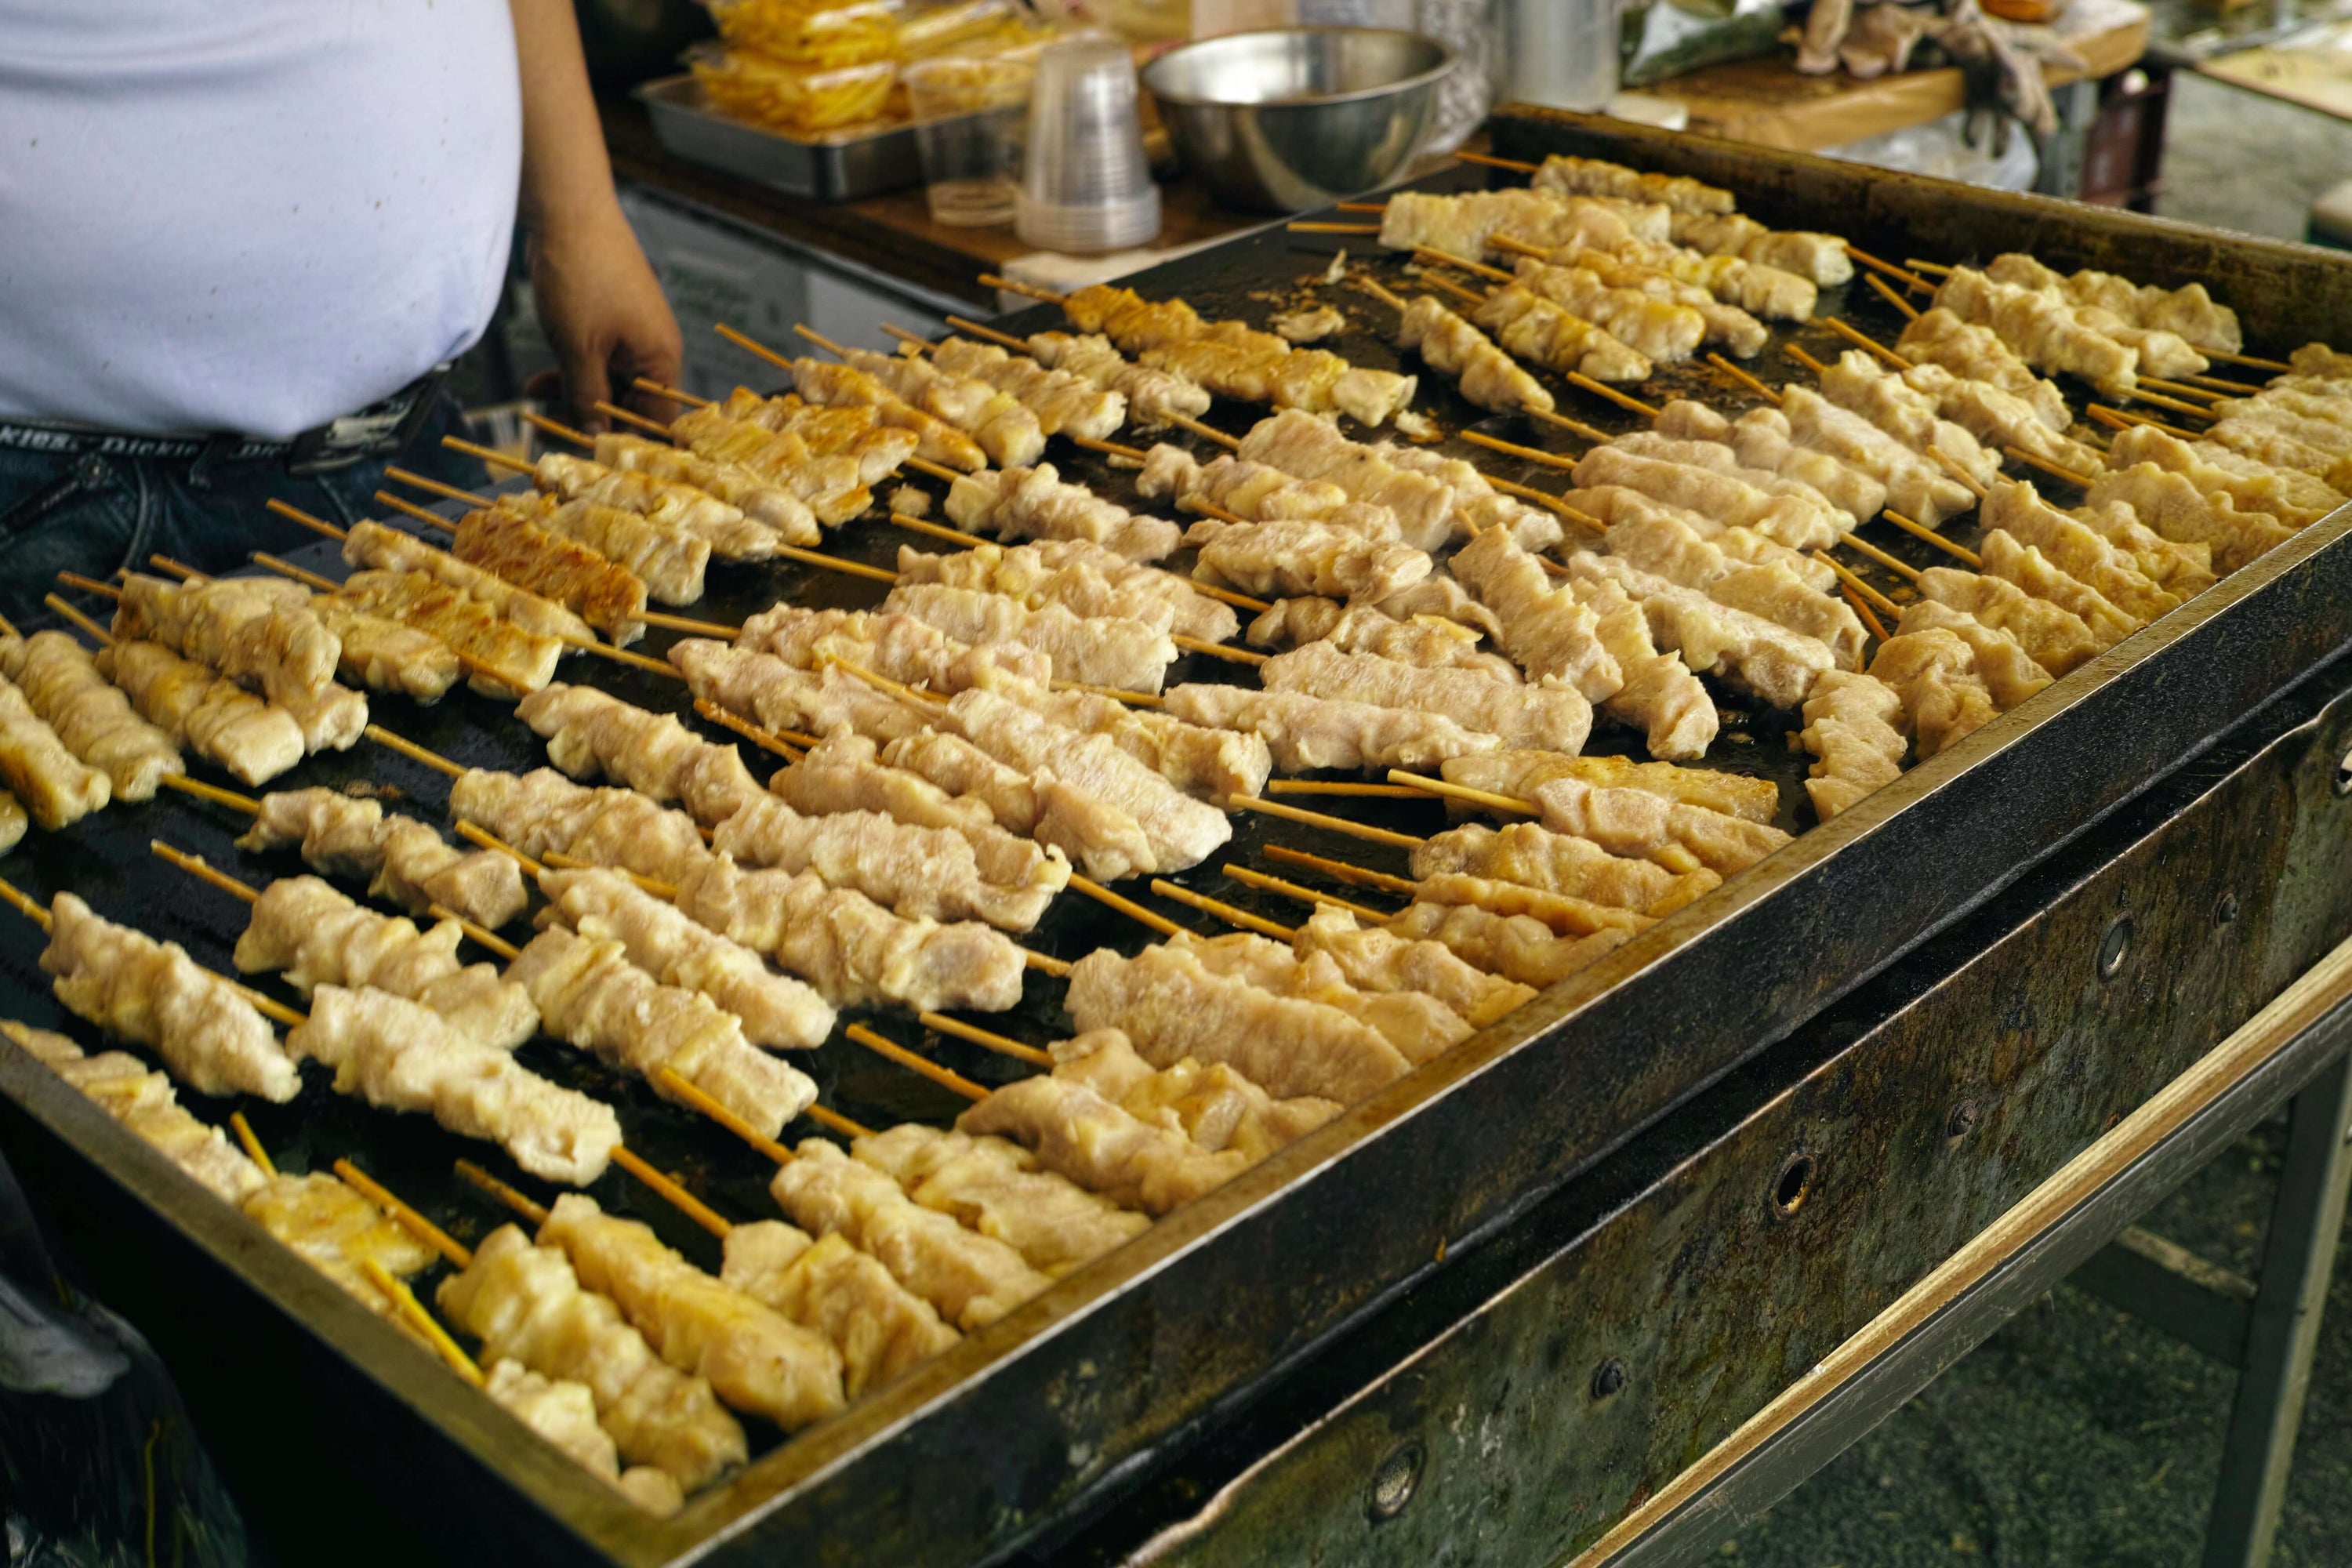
left=527, top=210, right=684, bottom=433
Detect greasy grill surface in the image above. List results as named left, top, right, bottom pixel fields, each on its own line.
left=2, top=108, right=2350, bottom=1567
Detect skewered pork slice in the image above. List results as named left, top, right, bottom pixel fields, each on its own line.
left=451, top=765, right=710, bottom=887
left=673, top=640, right=926, bottom=746
left=451, top=505, right=648, bottom=645
left=538, top=866, right=837, bottom=1050
left=517, top=684, right=763, bottom=827
left=773, top=728, right=1066, bottom=894
left=1066, top=942, right=1410, bottom=1103
left=539, top=1193, right=848, bottom=1431
left=1385, top=900, right=1632, bottom=989
left=439, top=1225, right=748, bottom=1492
left=719, top=1222, right=960, bottom=1399
left=786, top=358, right=988, bottom=472
left=0, top=630, right=179, bottom=800
left=1894, top=308, right=2072, bottom=430
left=1394, top=296, right=1555, bottom=415
left=1868, top=628, right=1997, bottom=758
left=930, top=336, right=1127, bottom=441
left=1185, top=517, right=1433, bottom=608
left=1166, top=928, right=1475, bottom=1063
left=1413, top=820, right=1718, bottom=917
left=236, top=788, right=529, bottom=930
left=1024, top=330, right=1211, bottom=423
left=1449, top=523, right=1625, bottom=700
left=234, top=875, right=537, bottom=1050
left=1980, top=481, right=2179, bottom=624
left=1243, top=598, right=1518, bottom=683
left=958, top=1074, right=1247, bottom=1216
left=343, top=520, right=596, bottom=644
left=769, top=1138, right=1051, bottom=1330
left=1795, top=670, right=1908, bottom=819
left=114, top=573, right=340, bottom=703
left=41, top=892, right=299, bottom=1101
left=290, top=985, right=620, bottom=1184
left=535, top=448, right=785, bottom=558
left=1984, top=253, right=2241, bottom=354
left=1978, top=532, right=2140, bottom=649
left=839, top=345, right=1046, bottom=469
left=507, top=926, right=818, bottom=1136
left=0, top=673, right=110, bottom=829
left=1508, top=258, right=1707, bottom=364
left=1665, top=210, right=1853, bottom=285
left=1916, top=566, right=2100, bottom=677
left=670, top=854, right=1028, bottom=1014
left=1162, top=684, right=1501, bottom=773
left=2082, top=462, right=2297, bottom=575
left=334, top=566, right=565, bottom=697
left=96, top=639, right=303, bottom=786
left=1559, top=572, right=1719, bottom=761
left=483, top=1360, right=684, bottom=1515
left=713, top=792, right=1058, bottom=931
left=1570, top=445, right=1848, bottom=552
left=1048, top=1025, right=1345, bottom=1160
left=884, top=583, right=1178, bottom=695
left=1930, top=267, right=2140, bottom=397
left=1893, top=601, right=2052, bottom=710
left=944, top=463, right=1182, bottom=562
left=1599, top=511, right=1865, bottom=669
left=496, top=493, right=710, bottom=607
left=1532, top=154, right=1735, bottom=215
left=1261, top=641, right=1595, bottom=753
left=897, top=538, right=1240, bottom=643
left=1440, top=749, right=1781, bottom=824
left=8, top=1021, right=266, bottom=1205
left=590, top=431, right=823, bottom=545
left=1473, top=282, right=1654, bottom=383
left=852, top=1123, right=1149, bottom=1276
left=1567, top=554, right=1835, bottom=709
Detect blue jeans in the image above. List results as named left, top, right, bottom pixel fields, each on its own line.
left=0, top=394, right=485, bottom=630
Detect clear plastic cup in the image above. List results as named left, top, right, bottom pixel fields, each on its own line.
left=906, top=56, right=1035, bottom=227
left=1016, top=41, right=1161, bottom=253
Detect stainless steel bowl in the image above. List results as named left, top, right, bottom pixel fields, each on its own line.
left=1142, top=27, right=1457, bottom=214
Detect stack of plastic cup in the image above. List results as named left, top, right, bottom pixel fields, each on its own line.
left=1015, top=42, right=1162, bottom=254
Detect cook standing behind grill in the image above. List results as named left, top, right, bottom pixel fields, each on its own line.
left=0, top=0, right=684, bottom=629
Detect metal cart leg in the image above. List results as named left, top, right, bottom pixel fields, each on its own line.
left=2202, top=1051, right=2352, bottom=1568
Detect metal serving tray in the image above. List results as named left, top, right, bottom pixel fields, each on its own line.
left=7, top=105, right=2352, bottom=1567
left=633, top=74, right=923, bottom=201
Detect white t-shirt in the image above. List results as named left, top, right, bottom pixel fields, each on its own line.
left=0, top=2, right=521, bottom=440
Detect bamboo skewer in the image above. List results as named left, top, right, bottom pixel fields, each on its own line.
left=1784, top=343, right=1831, bottom=376
left=1265, top=780, right=1428, bottom=800
left=2139, top=377, right=2226, bottom=404
left=1066, top=872, right=1185, bottom=938
left=1839, top=582, right=1891, bottom=643
left=791, top=323, right=856, bottom=361
left=633, top=378, right=714, bottom=409
left=443, top=435, right=535, bottom=478
left=694, top=699, right=813, bottom=758
left=1416, top=272, right=1489, bottom=309
left=1838, top=533, right=1925, bottom=583
left=364, top=1257, right=486, bottom=1387
left=2205, top=349, right=2290, bottom=372
left=1261, top=844, right=1416, bottom=896
left=1149, top=878, right=1296, bottom=941
left=1221, top=863, right=1391, bottom=923
left=43, top=593, right=114, bottom=647
left=1166, top=413, right=1240, bottom=451
left=1707, top=354, right=1781, bottom=404
left=918, top=1012, right=1053, bottom=1067
left=252, top=551, right=343, bottom=593
left=1883, top=510, right=1982, bottom=567
left=0, top=873, right=51, bottom=931
left=1821, top=318, right=1913, bottom=369
left=1904, top=258, right=1953, bottom=278
left=1563, top=372, right=1662, bottom=420
left=884, top=510, right=985, bottom=550
left=1065, top=434, right=1149, bottom=462
left=1352, top=275, right=1410, bottom=314
left=1929, top=448, right=1990, bottom=502
left=610, top=1146, right=735, bottom=1240
left=1452, top=150, right=1539, bottom=174
left=374, top=490, right=459, bottom=534
left=384, top=467, right=493, bottom=509
left=713, top=322, right=795, bottom=373
left=1813, top=550, right=1904, bottom=618
left=1521, top=407, right=1617, bottom=445
left=1865, top=274, right=1922, bottom=322
left=1287, top=222, right=1381, bottom=235
left=844, top=1023, right=987, bottom=1102
left=230, top=1112, right=275, bottom=1177
left=2126, top=388, right=2216, bottom=421
left=942, top=315, right=1033, bottom=354
left=1413, top=245, right=1514, bottom=285
left=1384, top=771, right=1536, bottom=816
left=657, top=1065, right=796, bottom=1163
left=904, top=456, right=966, bottom=485
left=590, top=401, right=678, bottom=439
left=2089, top=405, right=2200, bottom=441
left=641, top=612, right=745, bottom=638
left=366, top=723, right=467, bottom=779
left=974, top=273, right=1065, bottom=303
left=335, top=1160, right=473, bottom=1268
left=1844, top=245, right=1929, bottom=292
left=1482, top=474, right=1599, bottom=528
left=2003, top=447, right=2092, bottom=487
left=265, top=498, right=346, bottom=540
left=1229, top=794, right=1425, bottom=848
left=1176, top=636, right=1266, bottom=666
left=158, top=773, right=261, bottom=814
left=456, top=1158, right=549, bottom=1225
left=1459, top=430, right=1576, bottom=470
left=524, top=411, right=597, bottom=448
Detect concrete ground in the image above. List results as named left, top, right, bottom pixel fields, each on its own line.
left=1731, top=74, right=2352, bottom=1567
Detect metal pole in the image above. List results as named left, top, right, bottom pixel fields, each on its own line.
left=2202, top=1050, right=2352, bottom=1567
